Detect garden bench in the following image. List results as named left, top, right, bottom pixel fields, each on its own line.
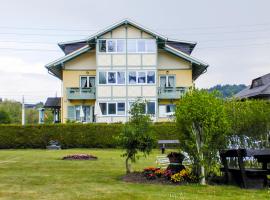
left=220, top=149, right=270, bottom=189
left=156, top=155, right=170, bottom=169
left=158, top=140, right=180, bottom=154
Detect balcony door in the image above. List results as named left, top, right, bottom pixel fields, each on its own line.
left=80, top=76, right=95, bottom=88
left=159, top=75, right=175, bottom=88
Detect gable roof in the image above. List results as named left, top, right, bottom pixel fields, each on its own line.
left=46, top=19, right=208, bottom=80
left=235, top=73, right=270, bottom=99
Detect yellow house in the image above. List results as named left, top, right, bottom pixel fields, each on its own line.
left=45, top=19, right=208, bottom=123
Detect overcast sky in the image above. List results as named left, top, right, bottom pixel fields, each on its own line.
left=0, top=0, right=269, bottom=103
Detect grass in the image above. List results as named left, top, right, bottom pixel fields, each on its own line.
left=0, top=149, right=269, bottom=200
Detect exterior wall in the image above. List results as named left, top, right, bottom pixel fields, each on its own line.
left=65, top=52, right=96, bottom=70
left=158, top=69, right=192, bottom=87
left=62, top=69, right=96, bottom=123
left=96, top=24, right=158, bottom=123
left=59, top=25, right=195, bottom=123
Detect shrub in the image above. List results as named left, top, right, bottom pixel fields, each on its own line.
left=0, top=122, right=178, bottom=149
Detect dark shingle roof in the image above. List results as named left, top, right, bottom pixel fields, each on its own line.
left=235, top=73, right=270, bottom=99
left=44, top=97, right=61, bottom=108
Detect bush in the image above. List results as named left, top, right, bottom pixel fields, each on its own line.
left=0, top=123, right=178, bottom=149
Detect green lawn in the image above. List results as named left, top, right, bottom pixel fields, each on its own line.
left=0, top=149, right=269, bottom=200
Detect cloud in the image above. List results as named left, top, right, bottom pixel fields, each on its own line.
left=0, top=56, right=47, bottom=74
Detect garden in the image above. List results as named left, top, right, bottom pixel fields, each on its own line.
left=0, top=90, right=270, bottom=199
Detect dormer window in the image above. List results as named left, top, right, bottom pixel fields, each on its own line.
left=251, top=78, right=263, bottom=88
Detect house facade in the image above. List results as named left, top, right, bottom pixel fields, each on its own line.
left=45, top=19, right=208, bottom=123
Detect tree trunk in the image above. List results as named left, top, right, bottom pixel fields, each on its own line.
left=125, top=157, right=131, bottom=174
left=192, top=123, right=206, bottom=185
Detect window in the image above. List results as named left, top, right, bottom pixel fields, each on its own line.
left=128, top=101, right=155, bottom=116
left=99, top=40, right=106, bottom=52
left=146, top=40, right=156, bottom=52
left=138, top=72, right=146, bottom=83
left=107, top=40, right=116, bottom=52
left=99, top=71, right=125, bottom=85
left=137, top=40, right=146, bottom=52
left=147, top=102, right=155, bottom=115
left=108, top=103, right=116, bottom=115
left=80, top=77, right=88, bottom=88
left=99, top=39, right=156, bottom=53
left=99, top=102, right=126, bottom=116
left=159, top=75, right=175, bottom=87
left=80, top=76, right=95, bottom=88
left=99, top=72, right=107, bottom=84
left=117, top=40, right=125, bottom=52
left=108, top=72, right=116, bottom=84
left=127, top=40, right=136, bottom=53
left=167, top=105, right=175, bottom=113
left=74, top=106, right=91, bottom=122
left=129, top=71, right=137, bottom=84
left=75, top=106, right=80, bottom=121
left=117, top=103, right=125, bottom=115
left=147, top=71, right=155, bottom=84
left=99, top=103, right=107, bottom=115
left=117, top=72, right=125, bottom=84
left=159, top=104, right=175, bottom=117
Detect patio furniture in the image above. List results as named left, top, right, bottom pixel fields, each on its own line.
left=220, top=149, right=270, bottom=189
left=158, top=140, right=180, bottom=154
left=46, top=140, right=61, bottom=150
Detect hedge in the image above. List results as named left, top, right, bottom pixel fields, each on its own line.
left=0, top=123, right=178, bottom=149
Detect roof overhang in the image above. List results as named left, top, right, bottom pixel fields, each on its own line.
left=163, top=44, right=208, bottom=80
left=45, top=45, right=91, bottom=79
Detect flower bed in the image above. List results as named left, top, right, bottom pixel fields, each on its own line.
left=62, top=154, right=97, bottom=160
left=123, top=166, right=199, bottom=185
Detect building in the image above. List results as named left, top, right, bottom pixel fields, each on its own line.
left=45, top=19, right=208, bottom=123
left=235, top=73, right=270, bottom=100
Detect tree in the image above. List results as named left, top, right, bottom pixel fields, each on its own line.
left=207, top=84, right=247, bottom=98
left=117, top=98, right=156, bottom=174
left=226, top=99, right=270, bottom=148
left=175, top=89, right=229, bottom=185
left=0, top=110, right=11, bottom=124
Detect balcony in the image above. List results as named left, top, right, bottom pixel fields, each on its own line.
left=158, top=87, right=188, bottom=99
left=66, top=87, right=96, bottom=100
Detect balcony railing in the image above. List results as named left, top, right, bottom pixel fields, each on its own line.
left=66, top=87, right=96, bottom=100
left=158, top=87, right=188, bottom=99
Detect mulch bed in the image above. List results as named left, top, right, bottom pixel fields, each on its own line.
left=122, top=172, right=174, bottom=185
left=62, top=154, right=98, bottom=160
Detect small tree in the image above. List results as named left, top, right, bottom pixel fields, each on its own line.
left=175, top=89, right=229, bottom=185
left=117, top=98, right=155, bottom=174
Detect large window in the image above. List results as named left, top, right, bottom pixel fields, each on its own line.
left=98, top=39, right=156, bottom=53
left=129, top=101, right=156, bottom=115
left=127, top=39, right=156, bottom=53
left=99, top=71, right=125, bottom=85
left=128, top=71, right=155, bottom=85
left=75, top=105, right=92, bottom=122
left=99, top=102, right=126, bottom=116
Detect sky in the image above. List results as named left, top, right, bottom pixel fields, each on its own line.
left=0, top=0, right=269, bottom=103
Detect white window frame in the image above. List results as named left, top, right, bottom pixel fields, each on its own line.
left=99, top=102, right=126, bottom=116
left=159, top=75, right=176, bottom=88
left=98, top=39, right=126, bottom=54
left=98, top=71, right=126, bottom=85
left=80, top=76, right=96, bottom=88
left=128, top=101, right=156, bottom=116
left=158, top=104, right=176, bottom=118
left=128, top=70, right=156, bottom=85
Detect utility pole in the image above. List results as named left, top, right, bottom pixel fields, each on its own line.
left=22, top=96, right=25, bottom=125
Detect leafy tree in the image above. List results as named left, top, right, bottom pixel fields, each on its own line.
left=226, top=99, right=270, bottom=148
left=175, top=89, right=229, bottom=184
left=208, top=84, right=247, bottom=98
left=0, top=110, right=11, bottom=124
left=117, top=98, right=155, bottom=174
